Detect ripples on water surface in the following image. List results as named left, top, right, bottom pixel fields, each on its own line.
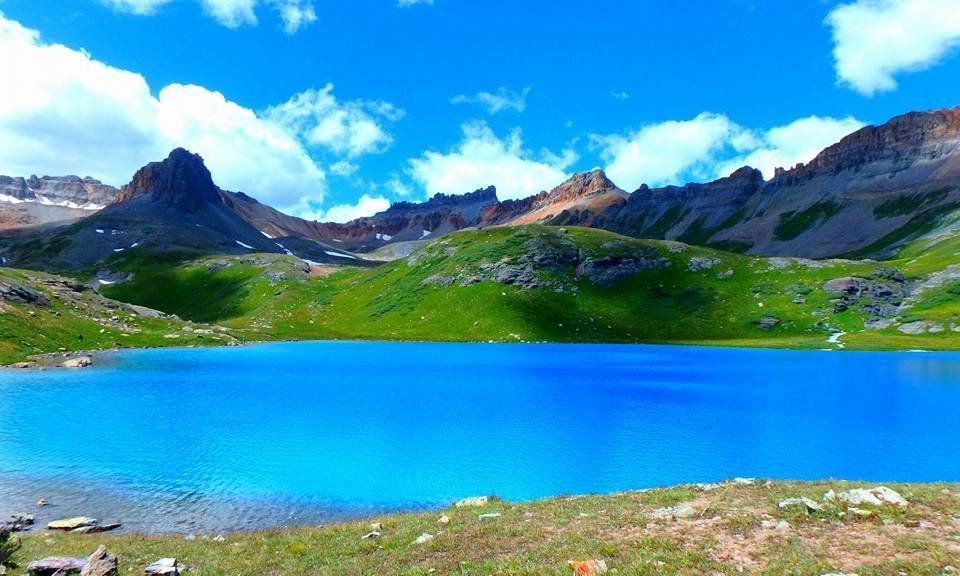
left=1, top=341, right=959, bottom=533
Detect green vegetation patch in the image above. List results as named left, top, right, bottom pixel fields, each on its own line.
left=873, top=187, right=951, bottom=219
left=843, top=202, right=960, bottom=259
left=774, top=200, right=844, bottom=241
left=644, top=205, right=690, bottom=238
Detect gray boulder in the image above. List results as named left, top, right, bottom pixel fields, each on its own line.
left=27, top=557, right=87, bottom=576
left=80, top=546, right=118, bottom=576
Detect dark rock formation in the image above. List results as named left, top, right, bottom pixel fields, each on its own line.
left=114, top=148, right=221, bottom=213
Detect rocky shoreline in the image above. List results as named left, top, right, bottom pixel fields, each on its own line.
left=4, top=480, right=959, bottom=575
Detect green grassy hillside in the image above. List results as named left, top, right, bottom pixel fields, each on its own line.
left=4, top=223, right=958, bottom=364
left=0, top=268, right=208, bottom=365
left=97, top=225, right=956, bottom=351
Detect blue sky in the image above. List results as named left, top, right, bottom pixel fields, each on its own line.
left=1, top=0, right=960, bottom=220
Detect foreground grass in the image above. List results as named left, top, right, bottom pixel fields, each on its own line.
left=9, top=481, right=960, bottom=575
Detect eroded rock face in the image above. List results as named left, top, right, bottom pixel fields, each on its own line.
left=0, top=175, right=117, bottom=207
left=417, top=234, right=671, bottom=290
left=575, top=254, right=671, bottom=287
left=114, top=148, right=220, bottom=212
left=0, top=282, right=50, bottom=306
left=821, top=269, right=905, bottom=324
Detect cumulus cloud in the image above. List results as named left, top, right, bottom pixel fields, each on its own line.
left=329, top=160, right=359, bottom=178
left=307, top=194, right=391, bottom=223
left=594, top=113, right=744, bottom=190
left=594, top=113, right=865, bottom=190
left=100, top=0, right=317, bottom=34
left=827, top=0, right=960, bottom=96
left=266, top=85, right=404, bottom=158
left=719, top=116, right=866, bottom=179
left=409, top=121, right=576, bottom=200
left=0, top=12, right=325, bottom=214
left=451, top=87, right=530, bottom=115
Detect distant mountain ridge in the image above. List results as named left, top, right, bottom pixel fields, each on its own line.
left=3, top=105, right=960, bottom=267
left=0, top=149, right=368, bottom=272
left=0, top=174, right=118, bottom=208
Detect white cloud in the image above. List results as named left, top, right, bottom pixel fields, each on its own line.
left=308, top=194, right=390, bottom=223
left=610, top=91, right=631, bottom=100
left=397, top=0, right=433, bottom=6
left=266, top=85, right=404, bottom=158
left=385, top=177, right=413, bottom=197
left=0, top=12, right=325, bottom=214
left=100, top=0, right=172, bottom=15
left=594, top=113, right=743, bottom=190
left=100, top=0, right=317, bottom=34
left=409, top=121, right=576, bottom=200
left=451, top=87, right=530, bottom=115
left=827, top=0, right=960, bottom=96
left=595, top=113, right=865, bottom=189
left=329, top=160, right=359, bottom=178
left=719, top=116, right=866, bottom=179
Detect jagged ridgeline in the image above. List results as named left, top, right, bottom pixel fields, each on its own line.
left=1, top=106, right=960, bottom=362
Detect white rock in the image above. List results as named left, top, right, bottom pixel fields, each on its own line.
left=777, top=497, right=823, bottom=512
left=455, top=496, right=489, bottom=507
left=144, top=558, right=179, bottom=576
left=652, top=503, right=696, bottom=519
left=838, top=486, right=907, bottom=507
left=413, top=532, right=434, bottom=545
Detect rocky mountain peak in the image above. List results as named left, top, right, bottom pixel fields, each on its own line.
left=772, top=106, right=960, bottom=184
left=115, top=148, right=220, bottom=212
left=548, top=169, right=621, bottom=203
left=385, top=186, right=499, bottom=213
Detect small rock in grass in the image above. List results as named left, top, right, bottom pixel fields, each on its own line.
left=455, top=496, right=488, bottom=508
left=567, top=559, right=608, bottom=575
left=823, top=489, right=836, bottom=502
left=478, top=513, right=501, bottom=520
left=761, top=519, right=791, bottom=531
left=652, top=503, right=696, bottom=519
left=846, top=507, right=875, bottom=519
left=80, top=545, right=118, bottom=576
left=144, top=558, right=179, bottom=576
left=437, top=515, right=450, bottom=525
left=361, top=531, right=380, bottom=540
left=369, top=522, right=382, bottom=531
left=777, top=497, right=823, bottom=513
left=413, top=532, right=434, bottom=545
left=213, top=534, right=225, bottom=542
left=838, top=486, right=907, bottom=507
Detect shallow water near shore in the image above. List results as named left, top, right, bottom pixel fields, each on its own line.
left=1, top=341, right=959, bottom=534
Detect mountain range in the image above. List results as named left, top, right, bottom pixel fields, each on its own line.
left=2, top=104, right=960, bottom=363
left=5, top=107, right=960, bottom=266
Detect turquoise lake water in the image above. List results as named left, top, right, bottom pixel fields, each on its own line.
left=1, top=341, right=959, bottom=533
